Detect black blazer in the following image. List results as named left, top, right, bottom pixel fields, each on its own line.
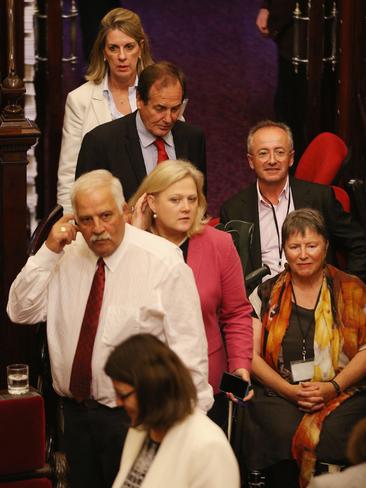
left=261, top=0, right=297, bottom=59
left=76, top=111, right=207, bottom=201
left=220, top=177, right=366, bottom=282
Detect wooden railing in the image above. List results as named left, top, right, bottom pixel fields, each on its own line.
left=0, top=0, right=40, bottom=387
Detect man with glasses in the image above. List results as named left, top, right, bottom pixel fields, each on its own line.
left=220, top=120, right=366, bottom=282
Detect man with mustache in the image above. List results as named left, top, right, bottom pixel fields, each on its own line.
left=220, top=120, right=366, bottom=282
left=75, top=61, right=207, bottom=201
left=7, top=169, right=212, bottom=488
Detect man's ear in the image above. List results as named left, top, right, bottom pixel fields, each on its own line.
left=122, top=203, right=130, bottom=222
left=289, top=150, right=295, bottom=168
left=136, top=92, right=142, bottom=111
left=146, top=194, right=156, bottom=213
left=247, top=153, right=255, bottom=170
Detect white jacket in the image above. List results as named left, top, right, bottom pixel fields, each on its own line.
left=57, top=81, right=112, bottom=213
left=308, top=463, right=366, bottom=488
left=112, top=410, right=240, bottom=488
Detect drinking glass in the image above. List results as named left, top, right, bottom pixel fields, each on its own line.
left=7, top=364, right=29, bottom=395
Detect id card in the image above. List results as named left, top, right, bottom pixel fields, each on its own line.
left=290, top=359, right=314, bottom=383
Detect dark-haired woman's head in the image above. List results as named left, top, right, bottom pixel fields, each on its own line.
left=105, top=334, right=197, bottom=432
left=282, top=208, right=329, bottom=281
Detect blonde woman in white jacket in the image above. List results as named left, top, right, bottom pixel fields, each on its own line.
left=57, top=7, right=153, bottom=213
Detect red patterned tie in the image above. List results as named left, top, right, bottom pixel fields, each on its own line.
left=69, top=258, right=105, bottom=401
left=153, top=138, right=169, bottom=164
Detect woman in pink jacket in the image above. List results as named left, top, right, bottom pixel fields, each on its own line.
left=129, top=160, right=253, bottom=428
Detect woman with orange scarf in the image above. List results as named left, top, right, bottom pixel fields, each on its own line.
left=239, top=208, right=366, bottom=488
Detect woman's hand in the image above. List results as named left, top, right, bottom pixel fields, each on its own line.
left=282, top=383, right=310, bottom=405
left=296, top=381, right=336, bottom=412
left=130, top=193, right=151, bottom=230
left=227, top=368, right=254, bottom=403
left=283, top=381, right=335, bottom=412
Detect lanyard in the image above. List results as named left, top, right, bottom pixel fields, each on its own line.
left=261, top=191, right=291, bottom=268
left=291, top=284, right=321, bottom=361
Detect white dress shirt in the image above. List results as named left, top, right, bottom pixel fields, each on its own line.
left=257, top=177, right=294, bottom=279
left=7, top=224, right=213, bottom=411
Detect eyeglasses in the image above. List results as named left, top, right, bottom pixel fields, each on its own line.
left=115, top=389, right=135, bottom=401
left=251, top=148, right=292, bottom=162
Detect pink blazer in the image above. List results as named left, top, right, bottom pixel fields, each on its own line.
left=187, top=225, right=253, bottom=393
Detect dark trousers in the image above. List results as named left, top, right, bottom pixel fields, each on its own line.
left=275, top=54, right=308, bottom=168
left=62, top=399, right=130, bottom=488
left=208, top=392, right=229, bottom=432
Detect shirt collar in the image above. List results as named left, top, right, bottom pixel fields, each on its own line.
left=257, top=176, right=290, bottom=206
left=102, top=225, right=131, bottom=272
left=135, top=111, right=174, bottom=149
left=84, top=223, right=130, bottom=272
left=102, top=73, right=139, bottom=98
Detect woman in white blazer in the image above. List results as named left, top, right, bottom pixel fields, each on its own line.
left=57, top=7, right=153, bottom=213
left=105, top=334, right=240, bottom=488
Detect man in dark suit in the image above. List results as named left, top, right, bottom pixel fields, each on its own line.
left=220, top=120, right=366, bottom=282
left=76, top=61, right=206, bottom=201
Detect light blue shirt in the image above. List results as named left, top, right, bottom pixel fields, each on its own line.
left=135, top=111, right=176, bottom=175
left=102, top=74, right=138, bottom=120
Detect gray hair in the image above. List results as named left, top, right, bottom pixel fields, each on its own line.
left=71, top=170, right=125, bottom=213
left=282, top=208, right=329, bottom=246
left=247, top=119, right=294, bottom=153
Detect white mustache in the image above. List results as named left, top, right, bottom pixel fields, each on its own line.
left=90, top=231, right=112, bottom=242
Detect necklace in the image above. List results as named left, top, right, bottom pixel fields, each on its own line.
left=291, top=284, right=322, bottom=360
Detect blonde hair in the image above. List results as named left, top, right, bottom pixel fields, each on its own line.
left=129, top=160, right=208, bottom=237
left=71, top=169, right=125, bottom=213
left=86, top=8, right=154, bottom=84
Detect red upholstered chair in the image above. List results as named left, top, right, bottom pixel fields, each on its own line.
left=0, top=391, right=52, bottom=487
left=295, top=132, right=348, bottom=185
left=332, top=185, right=350, bottom=213
left=207, top=216, right=220, bottom=227
left=0, top=481, right=51, bottom=488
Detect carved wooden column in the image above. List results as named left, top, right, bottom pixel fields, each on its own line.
left=0, top=0, right=40, bottom=387
left=34, top=0, right=80, bottom=219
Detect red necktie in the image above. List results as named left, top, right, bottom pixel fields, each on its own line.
left=154, top=138, right=169, bottom=164
left=69, top=258, right=105, bottom=401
